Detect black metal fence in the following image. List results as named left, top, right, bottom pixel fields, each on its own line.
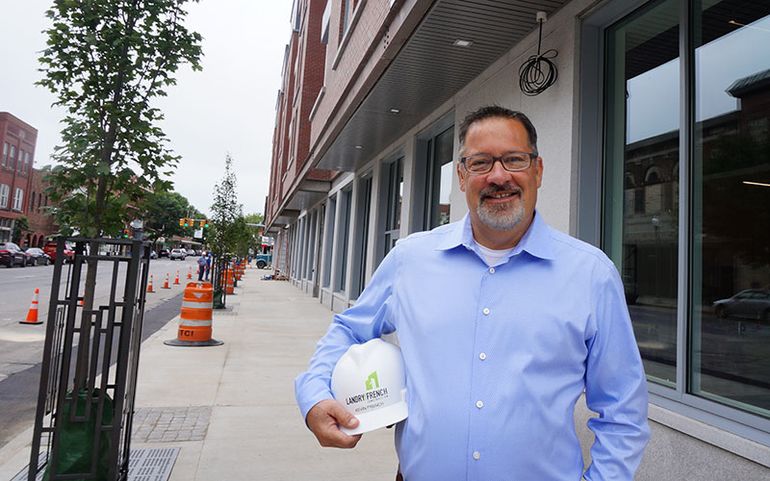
left=211, top=254, right=231, bottom=309
left=28, top=238, right=151, bottom=481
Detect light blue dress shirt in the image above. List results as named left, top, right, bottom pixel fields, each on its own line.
left=295, top=212, right=649, bottom=481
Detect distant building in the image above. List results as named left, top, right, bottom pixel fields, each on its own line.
left=0, top=112, right=37, bottom=243
left=26, top=167, right=58, bottom=247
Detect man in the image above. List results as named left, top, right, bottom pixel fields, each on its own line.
left=204, top=252, right=212, bottom=281
left=295, top=106, right=649, bottom=480
left=197, top=253, right=207, bottom=281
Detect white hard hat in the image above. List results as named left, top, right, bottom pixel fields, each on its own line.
left=331, top=338, right=408, bottom=435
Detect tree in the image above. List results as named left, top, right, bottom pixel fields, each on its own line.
left=209, top=154, right=242, bottom=257
left=12, top=217, right=29, bottom=244
left=243, top=212, right=263, bottom=225
left=142, top=190, right=202, bottom=242
left=35, top=0, right=203, bottom=402
left=38, top=0, right=203, bottom=237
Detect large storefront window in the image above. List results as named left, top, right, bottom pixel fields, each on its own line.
left=604, top=0, right=770, bottom=421
left=690, top=0, right=770, bottom=417
left=604, top=0, right=680, bottom=386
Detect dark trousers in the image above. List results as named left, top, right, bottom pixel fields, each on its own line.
left=198, top=265, right=205, bottom=281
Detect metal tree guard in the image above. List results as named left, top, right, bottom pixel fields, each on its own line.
left=28, top=238, right=151, bottom=480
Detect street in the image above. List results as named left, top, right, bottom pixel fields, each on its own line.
left=0, top=256, right=202, bottom=449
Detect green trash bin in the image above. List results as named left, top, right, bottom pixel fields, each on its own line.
left=44, top=388, right=114, bottom=481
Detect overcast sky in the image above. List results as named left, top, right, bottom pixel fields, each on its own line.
left=0, top=0, right=293, bottom=216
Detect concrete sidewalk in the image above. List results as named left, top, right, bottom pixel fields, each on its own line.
left=0, top=270, right=399, bottom=481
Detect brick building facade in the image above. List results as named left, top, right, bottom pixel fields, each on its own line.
left=0, top=112, right=36, bottom=243
left=26, top=167, right=58, bottom=247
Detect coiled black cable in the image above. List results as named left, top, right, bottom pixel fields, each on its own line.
left=519, top=19, right=558, bottom=96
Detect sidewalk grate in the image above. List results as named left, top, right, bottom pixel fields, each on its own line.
left=132, top=406, right=211, bottom=443
left=127, top=447, right=180, bottom=481
left=11, top=448, right=179, bottom=481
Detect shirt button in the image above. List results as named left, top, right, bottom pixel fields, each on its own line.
left=489, top=267, right=495, bottom=274
left=473, top=451, right=481, bottom=460
left=482, top=307, right=490, bottom=315
left=479, top=352, right=487, bottom=360
left=476, top=400, right=484, bottom=409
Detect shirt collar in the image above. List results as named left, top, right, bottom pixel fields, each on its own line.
left=436, top=210, right=555, bottom=260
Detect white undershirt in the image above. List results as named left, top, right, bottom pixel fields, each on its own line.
left=475, top=242, right=515, bottom=267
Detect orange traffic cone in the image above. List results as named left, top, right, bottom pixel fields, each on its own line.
left=162, top=273, right=171, bottom=289
left=147, top=275, right=155, bottom=293
left=174, top=270, right=181, bottom=285
left=186, top=267, right=192, bottom=280
left=20, top=288, right=43, bottom=325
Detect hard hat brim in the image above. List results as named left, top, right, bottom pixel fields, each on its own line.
left=340, top=397, right=408, bottom=436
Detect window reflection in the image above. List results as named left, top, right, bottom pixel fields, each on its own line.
left=604, top=0, right=680, bottom=385
left=691, top=1, right=770, bottom=416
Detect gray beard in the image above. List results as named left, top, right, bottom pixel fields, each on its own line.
left=476, top=187, right=524, bottom=230
left=477, top=201, right=524, bottom=230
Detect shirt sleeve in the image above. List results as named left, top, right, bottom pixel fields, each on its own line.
left=294, top=245, right=400, bottom=421
left=583, top=263, right=650, bottom=481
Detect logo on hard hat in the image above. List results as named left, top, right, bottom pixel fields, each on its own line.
left=365, top=371, right=379, bottom=390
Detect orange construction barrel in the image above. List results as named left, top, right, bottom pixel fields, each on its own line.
left=164, top=282, right=223, bottom=347
left=223, top=269, right=235, bottom=295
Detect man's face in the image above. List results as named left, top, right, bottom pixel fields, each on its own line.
left=457, top=117, right=543, bottom=234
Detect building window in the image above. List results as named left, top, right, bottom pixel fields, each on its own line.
left=424, top=126, right=455, bottom=230
left=351, top=175, right=372, bottom=298
left=603, top=0, right=770, bottom=431
left=9, top=145, right=16, bottom=169
left=2, top=142, right=8, bottom=167
left=339, top=0, right=358, bottom=41
left=335, top=188, right=352, bottom=292
left=690, top=0, right=770, bottom=419
left=323, top=197, right=336, bottom=288
left=381, top=157, right=403, bottom=259
left=0, top=184, right=9, bottom=208
left=30, top=191, right=35, bottom=210
left=321, top=0, right=331, bottom=44
left=604, top=0, right=680, bottom=387
left=12, top=188, right=23, bottom=211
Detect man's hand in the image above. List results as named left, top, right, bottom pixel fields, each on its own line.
left=306, top=399, right=362, bottom=448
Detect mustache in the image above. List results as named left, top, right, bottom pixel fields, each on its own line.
left=479, top=184, right=521, bottom=199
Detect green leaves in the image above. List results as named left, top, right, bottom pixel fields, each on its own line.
left=37, top=0, right=203, bottom=236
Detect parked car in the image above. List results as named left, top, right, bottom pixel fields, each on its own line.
left=186, top=248, right=197, bottom=256
left=43, top=241, right=75, bottom=263
left=150, top=250, right=158, bottom=259
left=158, top=248, right=170, bottom=258
left=713, top=289, right=770, bottom=322
left=0, top=242, right=27, bottom=267
left=23, top=247, right=51, bottom=266
left=169, top=248, right=187, bottom=260
left=254, top=253, right=272, bottom=269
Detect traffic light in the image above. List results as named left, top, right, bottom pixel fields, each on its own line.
left=199, top=220, right=205, bottom=228
left=179, top=218, right=184, bottom=226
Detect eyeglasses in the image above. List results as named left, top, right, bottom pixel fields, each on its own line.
left=460, top=152, right=538, bottom=175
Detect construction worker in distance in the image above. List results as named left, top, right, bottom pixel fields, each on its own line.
left=295, top=106, right=650, bottom=481
left=197, top=253, right=207, bottom=281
